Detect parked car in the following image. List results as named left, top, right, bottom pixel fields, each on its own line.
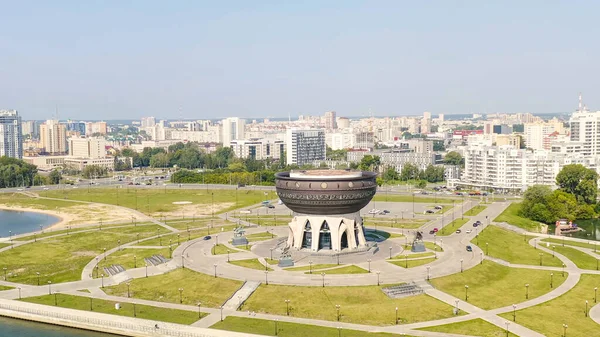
left=425, top=210, right=435, bottom=214
left=456, top=229, right=462, bottom=233
left=382, top=210, right=390, bottom=214
left=473, top=223, right=479, bottom=227
left=267, top=205, right=275, bottom=209
left=466, top=245, right=473, bottom=252
left=434, top=205, right=443, bottom=210
left=203, top=236, right=212, bottom=241
left=466, top=229, right=472, bottom=234
left=433, top=228, right=439, bottom=232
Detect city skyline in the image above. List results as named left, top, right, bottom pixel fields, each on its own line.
left=2, top=1, right=599, bottom=119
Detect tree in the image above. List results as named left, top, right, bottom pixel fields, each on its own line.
left=149, top=153, right=169, bottom=168
left=358, top=155, right=381, bottom=171
left=400, top=163, right=420, bottom=181
left=82, top=165, right=108, bottom=179
left=383, top=166, right=399, bottom=181
left=416, top=180, right=427, bottom=189
left=443, top=151, right=463, bottom=166
left=422, top=165, right=445, bottom=182
left=48, top=169, right=62, bottom=184
left=433, top=140, right=445, bottom=151
left=556, top=164, right=598, bottom=204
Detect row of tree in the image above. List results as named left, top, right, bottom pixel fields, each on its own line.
left=520, top=164, right=599, bottom=223
left=0, top=157, right=63, bottom=187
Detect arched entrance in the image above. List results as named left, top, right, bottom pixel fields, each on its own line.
left=318, top=220, right=331, bottom=250
left=340, top=231, right=348, bottom=250
left=301, top=221, right=312, bottom=249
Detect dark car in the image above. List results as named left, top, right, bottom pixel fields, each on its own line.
left=466, top=245, right=473, bottom=252
left=203, top=236, right=212, bottom=241
left=267, top=205, right=275, bottom=209
left=472, top=223, right=479, bottom=227
left=434, top=205, right=443, bottom=210
left=429, top=230, right=436, bottom=235
left=382, top=210, right=390, bottom=214
left=426, top=210, right=435, bottom=214
left=456, top=229, right=462, bottom=233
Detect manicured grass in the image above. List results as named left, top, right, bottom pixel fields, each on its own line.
left=388, top=257, right=436, bottom=268
left=402, top=242, right=443, bottom=252
left=499, top=274, right=600, bottom=337
left=0, top=225, right=162, bottom=284
left=436, top=218, right=469, bottom=236
left=229, top=258, right=273, bottom=271
left=418, top=318, right=518, bottom=337
left=0, top=193, right=80, bottom=210
left=245, top=232, right=276, bottom=242
left=363, top=219, right=427, bottom=229
left=438, top=205, right=454, bottom=214
left=0, top=285, right=14, bottom=291
left=95, top=247, right=170, bottom=275
left=552, top=246, right=599, bottom=270
left=40, top=188, right=267, bottom=215
left=311, top=265, right=369, bottom=274
left=212, top=244, right=241, bottom=255
left=493, top=202, right=541, bottom=232
left=391, top=252, right=435, bottom=259
left=285, top=264, right=339, bottom=272
left=164, top=218, right=229, bottom=231
left=430, top=260, right=567, bottom=310
left=372, top=195, right=455, bottom=203
left=21, top=293, right=201, bottom=325
left=0, top=243, right=11, bottom=249
left=471, top=225, right=562, bottom=267
left=464, top=205, right=487, bottom=216
left=211, top=316, right=415, bottom=337
left=15, top=223, right=139, bottom=242
left=242, top=284, right=459, bottom=326
left=104, top=268, right=242, bottom=308
left=234, top=215, right=292, bottom=227
left=541, top=238, right=600, bottom=251
left=141, top=224, right=236, bottom=247
left=265, top=258, right=279, bottom=265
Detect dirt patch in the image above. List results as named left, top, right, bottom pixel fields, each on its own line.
left=154, top=202, right=234, bottom=218
left=72, top=251, right=97, bottom=257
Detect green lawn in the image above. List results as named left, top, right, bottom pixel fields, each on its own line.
left=0, top=193, right=80, bottom=210
left=311, top=265, right=369, bottom=274
left=229, top=258, right=273, bottom=271
left=241, top=284, right=459, bottom=325
left=265, top=258, right=279, bottom=265
left=541, top=238, right=600, bottom=251
left=499, top=274, right=600, bottom=337
left=164, top=218, right=232, bottom=231
left=104, top=268, right=242, bottom=308
left=285, top=264, right=339, bottom=272
left=391, top=252, right=435, bottom=259
left=372, top=195, right=455, bottom=204
left=552, top=246, right=599, bottom=270
left=0, top=225, right=161, bottom=284
left=15, top=223, right=140, bottom=242
left=464, top=205, right=487, bottom=216
left=211, top=316, right=415, bottom=337
left=21, top=293, right=201, bottom=325
left=141, top=224, right=237, bottom=247
left=0, top=285, right=14, bottom=291
left=212, top=244, right=242, bottom=255
left=363, top=219, right=428, bottom=230
left=94, top=247, right=170, bottom=275
left=233, top=215, right=292, bottom=227
left=493, top=202, right=541, bottom=232
left=436, top=218, right=469, bottom=236
left=471, top=225, right=562, bottom=267
left=418, top=318, right=518, bottom=337
left=430, top=260, right=567, bottom=310
left=245, top=232, right=277, bottom=242
left=388, top=257, right=436, bottom=268
left=403, top=242, right=443, bottom=252
left=40, top=188, right=267, bottom=215
left=0, top=243, right=11, bottom=249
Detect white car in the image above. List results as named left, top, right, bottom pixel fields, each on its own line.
left=368, top=209, right=380, bottom=214
left=17, top=188, right=23, bottom=191
left=43, top=187, right=49, bottom=190
left=466, top=229, right=472, bottom=234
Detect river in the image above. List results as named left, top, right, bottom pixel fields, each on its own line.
left=0, top=209, right=60, bottom=238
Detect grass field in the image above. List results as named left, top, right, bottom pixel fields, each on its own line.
left=212, top=244, right=242, bottom=255
left=552, top=246, right=599, bottom=270
left=95, top=247, right=170, bottom=275
left=499, top=274, right=600, bottom=337
left=541, top=238, right=600, bottom=251
left=104, top=268, right=242, bottom=308
left=229, top=258, right=273, bottom=271
left=238, top=215, right=292, bottom=227
left=211, top=316, right=415, bottom=337
left=430, top=260, right=566, bottom=310
left=436, top=218, right=469, bottom=236
left=0, top=285, right=14, bottom=291
left=21, top=293, right=201, bottom=325
left=0, top=243, right=11, bottom=249
left=464, top=205, right=487, bottom=216
left=363, top=219, right=427, bottom=229
left=403, top=242, right=443, bottom=252
left=241, top=284, right=459, bottom=325
left=372, top=195, right=455, bottom=204
left=15, top=223, right=141, bottom=242
left=471, top=225, right=562, bottom=267
left=418, top=319, right=518, bottom=337
left=40, top=188, right=267, bottom=215
left=310, top=265, right=369, bottom=274
left=141, top=224, right=237, bottom=247
left=388, top=257, right=436, bottom=268
left=164, top=218, right=230, bottom=231
left=245, top=232, right=277, bottom=242
left=391, top=252, right=435, bottom=259
left=0, top=193, right=80, bottom=210
left=493, top=203, right=541, bottom=232
left=0, top=225, right=161, bottom=284
left=285, top=264, right=339, bottom=272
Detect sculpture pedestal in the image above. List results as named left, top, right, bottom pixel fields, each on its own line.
left=232, top=237, right=249, bottom=246
left=278, top=256, right=294, bottom=267
left=411, top=241, right=426, bottom=252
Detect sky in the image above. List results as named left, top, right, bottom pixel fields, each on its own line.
left=1, top=0, right=598, bottom=120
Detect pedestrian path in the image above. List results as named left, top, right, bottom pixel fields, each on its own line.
left=222, top=281, right=261, bottom=310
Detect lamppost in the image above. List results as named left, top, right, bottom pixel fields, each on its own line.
left=552, top=246, right=555, bottom=258
left=145, top=263, right=148, bottom=278
left=563, top=323, right=568, bottom=337
left=270, top=248, right=274, bottom=261
left=17, top=287, right=21, bottom=300
left=512, top=304, right=516, bottom=321
left=197, top=302, right=202, bottom=319
left=505, top=321, right=510, bottom=337
left=404, top=254, right=408, bottom=268
left=214, top=264, right=218, bottom=278
left=101, top=274, right=105, bottom=288
left=36, top=272, right=40, bottom=286
left=54, top=291, right=59, bottom=306
left=464, top=285, right=469, bottom=301
left=460, top=259, right=464, bottom=273
left=595, top=287, right=598, bottom=303
left=550, top=273, right=554, bottom=288
left=368, top=259, right=372, bottom=273
left=562, top=263, right=565, bottom=277
left=335, top=304, right=341, bottom=321
left=321, top=272, right=326, bottom=288
left=48, top=281, right=52, bottom=294
left=103, top=248, right=107, bottom=260
left=395, top=306, right=398, bottom=324
left=264, top=271, right=269, bottom=285
left=179, top=288, right=184, bottom=303
left=525, top=284, right=529, bottom=299
left=285, top=299, right=291, bottom=316
left=455, top=300, right=459, bottom=313
left=585, top=300, right=589, bottom=317
left=480, top=252, right=483, bottom=265
left=486, top=242, right=489, bottom=256
left=539, top=253, right=543, bottom=266
left=227, top=250, right=231, bottom=262
left=220, top=306, right=223, bottom=322
left=309, top=260, right=313, bottom=274
left=389, top=246, right=392, bottom=259
left=426, top=266, right=430, bottom=281
left=126, top=282, right=131, bottom=298
left=376, top=271, right=381, bottom=286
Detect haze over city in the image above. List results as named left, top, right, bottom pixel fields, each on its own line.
left=2, top=0, right=599, bottom=120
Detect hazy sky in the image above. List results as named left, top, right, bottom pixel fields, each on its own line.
left=1, top=1, right=598, bottom=120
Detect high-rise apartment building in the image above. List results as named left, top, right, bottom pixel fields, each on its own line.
left=66, top=120, right=86, bottom=136
left=69, top=137, right=107, bottom=158
left=286, top=128, right=326, bottom=166
left=230, top=139, right=284, bottom=160
left=524, top=122, right=557, bottom=150
left=21, top=120, right=36, bottom=138
left=85, top=121, right=107, bottom=135
left=40, top=120, right=67, bottom=154
left=222, top=117, right=246, bottom=147
left=570, top=110, right=600, bottom=157
left=141, top=117, right=156, bottom=128
left=324, top=111, right=337, bottom=130
left=0, top=110, right=23, bottom=159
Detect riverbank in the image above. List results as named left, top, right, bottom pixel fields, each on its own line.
left=0, top=205, right=66, bottom=229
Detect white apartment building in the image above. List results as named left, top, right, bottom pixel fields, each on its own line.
left=40, top=120, right=67, bottom=155
left=222, top=117, right=246, bottom=147
left=326, top=132, right=355, bottom=150
left=348, top=150, right=442, bottom=172
left=0, top=110, right=23, bottom=159
left=286, top=128, right=326, bottom=166
left=524, top=122, right=560, bottom=150
left=230, top=139, right=284, bottom=160
left=324, top=111, right=337, bottom=130
left=140, top=117, right=156, bottom=128
left=69, top=137, right=107, bottom=158
left=570, top=110, right=600, bottom=156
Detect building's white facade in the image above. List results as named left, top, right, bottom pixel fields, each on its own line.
left=524, top=122, right=558, bottom=150
left=286, top=128, right=326, bottom=166
left=569, top=110, right=600, bottom=156
left=0, top=110, right=23, bottom=159
left=69, top=137, right=107, bottom=158
left=230, top=139, right=285, bottom=160
left=140, top=117, right=156, bottom=128
left=222, top=117, right=246, bottom=147
left=324, top=111, right=337, bottom=130
left=348, top=150, right=442, bottom=171
left=326, top=132, right=355, bottom=150
left=40, top=120, right=67, bottom=155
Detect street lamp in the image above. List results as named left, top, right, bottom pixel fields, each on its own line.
left=539, top=253, right=543, bottom=266
left=309, top=260, right=313, bottom=274
left=505, top=321, right=510, bottom=337
left=455, top=300, right=459, bottom=313
left=101, top=274, right=105, bottom=288
left=227, top=250, right=230, bottom=262
left=525, top=284, right=529, bottom=299
left=270, top=248, right=274, bottom=261
left=464, top=285, right=469, bottom=301
left=54, top=291, right=59, bottom=306
left=595, top=287, right=598, bottom=303
left=486, top=242, right=489, bottom=256
left=563, top=323, right=568, bottom=337
left=550, top=273, right=554, bottom=288
left=395, top=306, right=398, bottom=324
left=480, top=252, right=483, bottom=265
left=426, top=266, right=430, bottom=281
left=321, top=272, right=326, bottom=287
left=404, top=254, right=408, bottom=268
left=585, top=300, right=588, bottom=317
left=48, top=281, right=52, bottom=294
left=335, top=304, right=341, bottom=321
left=17, top=287, right=21, bottom=300
left=36, top=272, right=40, bottom=286
left=285, top=299, right=291, bottom=316
left=368, top=259, right=372, bottom=273
left=197, top=302, right=202, bottom=319
left=460, top=259, right=464, bottom=273
left=126, top=282, right=131, bottom=298
left=145, top=263, right=148, bottom=278
left=512, top=304, right=516, bottom=321
left=214, top=264, right=218, bottom=278
left=179, top=288, right=184, bottom=303
left=376, top=271, right=381, bottom=286
left=389, top=246, right=392, bottom=259
left=264, top=271, right=269, bottom=285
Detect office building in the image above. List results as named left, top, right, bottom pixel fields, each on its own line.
left=0, top=110, right=23, bottom=159
left=230, top=139, right=285, bottom=160
left=66, top=120, right=86, bottom=136
left=21, top=120, right=37, bottom=138
left=222, top=117, right=246, bottom=147
left=286, top=128, right=326, bottom=166
left=40, top=120, right=67, bottom=155
left=69, top=137, right=107, bottom=158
